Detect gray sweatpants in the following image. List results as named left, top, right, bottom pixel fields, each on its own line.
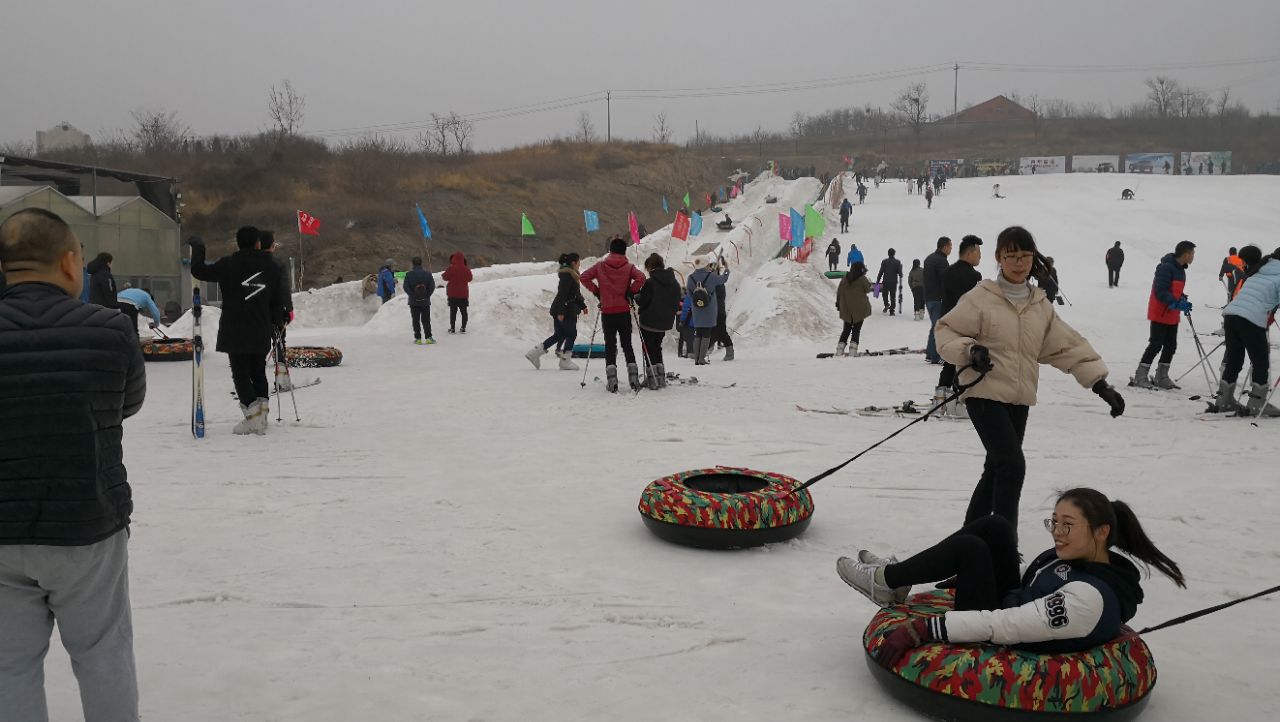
left=0, top=530, right=138, bottom=722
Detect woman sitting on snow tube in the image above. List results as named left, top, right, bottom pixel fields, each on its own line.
left=837, top=488, right=1185, bottom=713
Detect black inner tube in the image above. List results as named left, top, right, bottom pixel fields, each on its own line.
left=683, top=474, right=772, bottom=494
left=149, top=338, right=188, bottom=346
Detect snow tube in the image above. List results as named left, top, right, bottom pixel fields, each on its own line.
left=864, top=589, right=1155, bottom=722
left=637, top=467, right=814, bottom=549
left=286, top=346, right=343, bottom=368
left=141, top=337, right=193, bottom=362
left=571, top=342, right=607, bottom=359
left=825, top=270, right=847, bottom=279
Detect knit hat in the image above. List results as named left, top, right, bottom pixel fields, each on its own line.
left=384, top=258, right=395, bottom=266
left=608, top=237, right=627, bottom=254
left=693, top=257, right=707, bottom=269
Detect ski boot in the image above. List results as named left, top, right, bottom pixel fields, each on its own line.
left=605, top=365, right=619, bottom=393
left=557, top=351, right=579, bottom=371
left=654, top=364, right=667, bottom=389
left=232, top=402, right=256, bottom=435
left=835, top=342, right=846, bottom=357
left=1152, top=363, right=1180, bottom=390
left=1128, top=362, right=1157, bottom=389
left=253, top=397, right=270, bottom=435
left=723, top=345, right=734, bottom=362
left=646, top=364, right=660, bottom=390
left=627, top=363, right=641, bottom=391
left=1208, top=379, right=1241, bottom=414
left=846, top=343, right=858, bottom=357
left=524, top=344, right=546, bottom=369
left=275, top=369, right=293, bottom=392
left=932, top=385, right=949, bottom=410
left=1246, top=383, right=1280, bottom=417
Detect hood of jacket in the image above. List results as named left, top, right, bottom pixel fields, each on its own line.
left=449, top=252, right=467, bottom=267
left=1078, top=553, right=1144, bottom=623
left=86, top=258, right=110, bottom=275
left=645, top=266, right=679, bottom=291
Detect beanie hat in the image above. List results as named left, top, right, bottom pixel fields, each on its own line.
left=693, top=257, right=707, bottom=269
left=609, top=237, right=627, bottom=255
left=384, top=258, right=395, bottom=266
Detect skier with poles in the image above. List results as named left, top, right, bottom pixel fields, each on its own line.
left=836, top=488, right=1184, bottom=667
left=1130, top=241, right=1195, bottom=390
left=527, top=252, right=587, bottom=370
left=580, top=237, right=646, bottom=391
left=1208, top=247, right=1280, bottom=417
left=635, top=252, right=681, bottom=389
left=936, top=226, right=1124, bottom=531
left=188, top=228, right=285, bottom=435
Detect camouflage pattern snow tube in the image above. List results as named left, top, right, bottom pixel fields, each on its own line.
left=864, top=590, right=1155, bottom=721
left=286, top=346, right=343, bottom=368
left=141, top=337, right=193, bottom=362
left=637, top=467, right=814, bottom=549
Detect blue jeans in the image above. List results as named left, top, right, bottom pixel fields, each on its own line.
left=542, top=315, right=579, bottom=353
left=925, top=301, right=943, bottom=361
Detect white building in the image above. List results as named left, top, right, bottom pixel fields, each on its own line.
left=36, top=122, right=91, bottom=154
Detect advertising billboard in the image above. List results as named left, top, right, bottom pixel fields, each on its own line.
left=1018, top=156, right=1066, bottom=175
left=1180, top=151, right=1231, bottom=175
left=927, top=159, right=964, bottom=177
left=1070, top=155, right=1120, bottom=173
left=1124, top=153, right=1175, bottom=175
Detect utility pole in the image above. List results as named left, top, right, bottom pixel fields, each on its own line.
left=695, top=119, right=699, bottom=146
left=953, top=63, right=959, bottom=133
left=606, top=91, right=611, bottom=143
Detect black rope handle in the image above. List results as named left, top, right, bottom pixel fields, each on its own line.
left=1138, top=584, right=1280, bottom=635
left=789, top=366, right=987, bottom=496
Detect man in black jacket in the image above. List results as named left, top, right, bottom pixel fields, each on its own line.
left=85, top=251, right=119, bottom=308
left=189, top=227, right=285, bottom=435
left=635, top=253, right=682, bottom=388
left=403, top=256, right=436, bottom=344
left=876, top=249, right=904, bottom=315
left=922, top=236, right=952, bottom=362
left=711, top=259, right=735, bottom=361
left=1105, top=241, right=1125, bottom=287
left=0, top=208, right=145, bottom=721
left=936, top=235, right=983, bottom=413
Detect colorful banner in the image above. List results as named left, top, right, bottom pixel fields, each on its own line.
left=928, top=159, right=964, bottom=177
left=1018, top=156, right=1066, bottom=174
left=662, top=196, right=670, bottom=214
left=628, top=212, right=640, bottom=244
left=583, top=210, right=600, bottom=233
left=689, top=213, right=703, bottom=237
left=682, top=192, right=691, bottom=208
left=1180, top=151, right=1231, bottom=175
left=778, top=213, right=791, bottom=242
left=1123, top=153, right=1174, bottom=175
left=973, top=159, right=1012, bottom=176
left=789, top=208, right=805, bottom=248
left=672, top=211, right=690, bottom=241
left=804, top=205, right=826, bottom=238
left=1070, top=155, right=1120, bottom=173
left=520, top=213, right=536, bottom=236
left=414, top=205, right=431, bottom=239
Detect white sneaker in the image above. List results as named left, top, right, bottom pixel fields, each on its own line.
left=836, top=553, right=903, bottom=608
left=524, top=344, right=546, bottom=369
left=858, top=550, right=910, bottom=603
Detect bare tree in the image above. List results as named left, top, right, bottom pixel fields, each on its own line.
left=789, top=112, right=806, bottom=138
left=1145, top=76, right=1180, bottom=118
left=891, top=82, right=929, bottom=141
left=1176, top=88, right=1210, bottom=118
left=447, top=112, right=474, bottom=154
left=652, top=112, right=673, bottom=143
left=268, top=80, right=307, bottom=137
left=0, top=139, right=36, bottom=156
left=751, top=125, right=767, bottom=158
left=575, top=111, right=597, bottom=143
left=130, top=107, right=189, bottom=153
left=430, top=113, right=452, bottom=156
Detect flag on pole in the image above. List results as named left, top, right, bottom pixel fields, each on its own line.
left=672, top=211, right=690, bottom=241
left=730, top=185, right=739, bottom=199
left=628, top=212, right=639, bottom=244
left=804, top=204, right=826, bottom=237
left=842, top=154, right=851, bottom=167
left=414, top=204, right=432, bottom=239
left=584, top=210, right=600, bottom=233
left=682, top=192, right=691, bottom=208
left=690, top=212, right=703, bottom=237
left=778, top=213, right=791, bottom=242
left=717, top=187, right=726, bottom=202
left=662, top=196, right=670, bottom=214
left=705, top=193, right=713, bottom=208
left=520, top=213, right=536, bottom=236
left=789, top=207, right=805, bottom=248
left=297, top=210, right=321, bottom=236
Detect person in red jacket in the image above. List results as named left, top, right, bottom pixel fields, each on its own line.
left=1131, top=241, right=1195, bottom=389
left=441, top=252, right=473, bottom=333
left=580, top=236, right=646, bottom=392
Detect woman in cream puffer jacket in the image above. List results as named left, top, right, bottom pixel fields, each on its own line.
left=936, top=226, right=1125, bottom=532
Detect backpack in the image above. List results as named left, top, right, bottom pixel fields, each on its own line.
left=412, top=281, right=430, bottom=303
left=692, top=273, right=712, bottom=309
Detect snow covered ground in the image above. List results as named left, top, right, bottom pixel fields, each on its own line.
left=45, top=173, right=1280, bottom=720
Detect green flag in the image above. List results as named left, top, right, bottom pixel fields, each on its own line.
left=804, top=205, right=826, bottom=238
left=682, top=192, right=691, bottom=208
left=521, top=212, right=536, bottom=236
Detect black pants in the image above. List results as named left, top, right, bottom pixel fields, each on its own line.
left=828, top=255, right=839, bottom=271
left=1108, top=267, right=1120, bottom=287
left=713, top=316, right=733, bottom=348
left=677, top=322, right=694, bottom=356
left=639, top=329, right=665, bottom=367
left=838, top=320, right=863, bottom=345
left=448, top=298, right=468, bottom=331
left=938, top=362, right=957, bottom=389
left=1140, top=321, right=1179, bottom=365
left=602, top=312, right=635, bottom=366
left=883, top=516, right=1020, bottom=612
left=881, top=284, right=898, bottom=313
left=840, top=218, right=849, bottom=232
left=120, top=304, right=140, bottom=339
left=964, top=398, right=1030, bottom=529
left=1222, top=314, right=1271, bottom=385
left=410, top=306, right=432, bottom=340
left=228, top=353, right=270, bottom=407
left=910, top=286, right=923, bottom=312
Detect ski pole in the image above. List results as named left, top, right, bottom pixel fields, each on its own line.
left=579, top=307, right=601, bottom=389
left=271, top=333, right=284, bottom=423
left=277, top=332, right=301, bottom=422
left=1184, top=312, right=1218, bottom=393
left=1175, top=339, right=1224, bottom=383
left=629, top=302, right=656, bottom=395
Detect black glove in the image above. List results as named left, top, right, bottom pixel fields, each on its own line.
left=186, top=235, right=204, bottom=247
left=969, top=344, right=994, bottom=373
left=1092, top=380, right=1125, bottom=418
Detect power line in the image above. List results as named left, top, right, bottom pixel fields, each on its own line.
left=960, top=55, right=1280, bottom=74
left=310, top=91, right=606, bottom=137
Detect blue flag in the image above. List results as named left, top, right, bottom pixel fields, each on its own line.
left=584, top=210, right=600, bottom=233
left=718, top=187, right=727, bottom=202
left=415, top=204, right=432, bottom=239
left=662, top=195, right=670, bottom=214
left=789, top=207, right=805, bottom=248
left=690, top=212, right=703, bottom=237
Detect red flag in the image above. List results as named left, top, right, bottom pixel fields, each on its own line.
left=843, top=154, right=851, bottom=166
left=705, top=193, right=713, bottom=208
left=628, top=211, right=640, bottom=244
left=672, top=211, right=690, bottom=241
left=297, top=210, right=321, bottom=236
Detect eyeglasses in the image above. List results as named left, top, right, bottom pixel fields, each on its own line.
left=1002, top=253, right=1035, bottom=265
left=1043, top=518, right=1074, bottom=535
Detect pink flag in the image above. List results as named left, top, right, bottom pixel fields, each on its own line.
left=628, top=211, right=640, bottom=244
left=730, top=185, right=739, bottom=199
left=779, top=213, right=791, bottom=241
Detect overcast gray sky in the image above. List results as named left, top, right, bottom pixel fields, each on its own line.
left=4, top=0, right=1279, bottom=151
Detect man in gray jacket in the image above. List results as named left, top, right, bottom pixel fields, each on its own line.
left=0, top=208, right=145, bottom=721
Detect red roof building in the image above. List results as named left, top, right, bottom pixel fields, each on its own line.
left=943, top=95, right=1035, bottom=123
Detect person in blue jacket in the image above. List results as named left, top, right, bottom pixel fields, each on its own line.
left=846, top=243, right=864, bottom=269
left=837, top=487, right=1185, bottom=667
left=1210, top=246, right=1280, bottom=416
left=686, top=256, right=728, bottom=365
left=116, top=285, right=164, bottom=338
left=377, top=259, right=397, bottom=304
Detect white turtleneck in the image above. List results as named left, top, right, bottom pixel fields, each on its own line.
left=998, top=274, right=1032, bottom=307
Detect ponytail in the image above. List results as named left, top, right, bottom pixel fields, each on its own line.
left=1058, top=488, right=1186, bottom=589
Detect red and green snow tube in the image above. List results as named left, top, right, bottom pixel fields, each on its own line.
left=864, top=589, right=1156, bottom=721
left=141, top=337, right=193, bottom=362
left=286, top=346, right=343, bottom=368
left=637, top=467, right=814, bottom=549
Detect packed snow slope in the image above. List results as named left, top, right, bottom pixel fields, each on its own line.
left=48, top=173, right=1280, bottom=721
